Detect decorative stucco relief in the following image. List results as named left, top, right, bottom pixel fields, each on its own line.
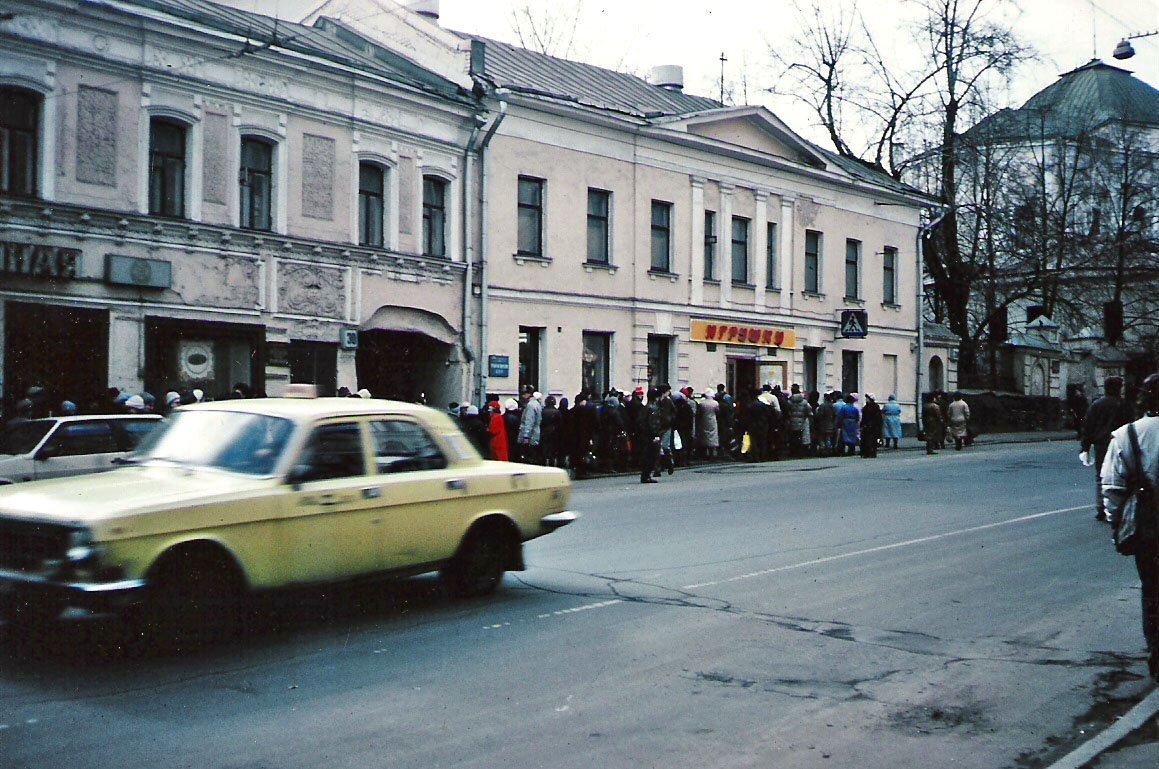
left=795, top=197, right=820, bottom=228
left=202, top=112, right=230, bottom=204
left=301, top=134, right=335, bottom=220
left=76, top=86, right=118, bottom=186
left=279, top=263, right=345, bottom=319
left=173, top=256, right=260, bottom=309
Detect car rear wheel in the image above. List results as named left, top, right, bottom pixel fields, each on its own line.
left=442, top=528, right=509, bottom=598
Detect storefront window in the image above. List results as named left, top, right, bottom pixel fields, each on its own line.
left=519, top=326, right=542, bottom=392
left=581, top=332, right=611, bottom=396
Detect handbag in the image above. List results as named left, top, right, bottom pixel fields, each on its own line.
left=1113, top=423, right=1159, bottom=556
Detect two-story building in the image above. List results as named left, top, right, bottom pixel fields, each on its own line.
left=1, top=0, right=477, bottom=412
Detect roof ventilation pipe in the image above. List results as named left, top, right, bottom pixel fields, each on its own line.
left=406, top=0, right=440, bottom=22
left=651, top=65, right=684, bottom=91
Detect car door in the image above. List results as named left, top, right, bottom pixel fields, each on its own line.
left=365, top=417, right=470, bottom=571
left=279, top=420, right=385, bottom=584
left=33, top=420, right=120, bottom=480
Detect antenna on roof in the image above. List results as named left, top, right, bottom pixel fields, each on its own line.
left=719, top=51, right=727, bottom=104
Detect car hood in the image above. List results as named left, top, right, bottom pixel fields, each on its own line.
left=0, top=465, right=272, bottom=525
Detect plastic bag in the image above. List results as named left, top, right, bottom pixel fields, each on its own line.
left=741, top=432, right=751, bottom=454
left=673, top=431, right=683, bottom=451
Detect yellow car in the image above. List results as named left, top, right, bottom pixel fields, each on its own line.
left=0, top=397, right=575, bottom=634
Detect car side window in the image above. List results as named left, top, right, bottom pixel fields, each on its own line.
left=53, top=422, right=120, bottom=456
left=295, top=423, right=366, bottom=482
left=370, top=420, right=448, bottom=474
left=111, top=419, right=162, bottom=451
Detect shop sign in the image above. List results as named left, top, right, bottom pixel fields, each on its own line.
left=105, top=253, right=171, bottom=288
left=839, top=309, right=868, bottom=338
left=690, top=319, right=796, bottom=349
left=267, top=342, right=291, bottom=368
left=489, top=355, right=510, bottom=378
left=1, top=241, right=81, bottom=280
left=339, top=327, right=359, bottom=350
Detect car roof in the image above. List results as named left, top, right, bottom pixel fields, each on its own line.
left=176, top=397, right=448, bottom=424
left=23, top=414, right=165, bottom=424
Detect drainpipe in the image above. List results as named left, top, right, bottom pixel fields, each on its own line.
left=474, top=92, right=508, bottom=405
left=462, top=116, right=484, bottom=403
left=915, top=205, right=950, bottom=433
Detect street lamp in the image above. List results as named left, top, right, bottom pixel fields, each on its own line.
left=1113, top=30, right=1158, bottom=60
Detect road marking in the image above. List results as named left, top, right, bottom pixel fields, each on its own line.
left=681, top=504, right=1092, bottom=589
left=536, top=599, right=622, bottom=619
left=1043, top=687, right=1159, bottom=769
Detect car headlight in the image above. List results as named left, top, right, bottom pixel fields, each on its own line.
left=66, top=528, right=97, bottom=563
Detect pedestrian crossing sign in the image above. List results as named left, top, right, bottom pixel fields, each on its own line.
left=840, top=309, right=868, bottom=338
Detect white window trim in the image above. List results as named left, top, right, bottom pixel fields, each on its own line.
left=0, top=76, right=56, bottom=201
left=353, top=153, right=398, bottom=251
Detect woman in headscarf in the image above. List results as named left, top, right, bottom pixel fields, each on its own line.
left=503, top=397, right=522, bottom=462
left=836, top=393, right=861, bottom=456
left=486, top=400, right=508, bottom=461
left=882, top=395, right=903, bottom=449
left=697, top=389, right=720, bottom=460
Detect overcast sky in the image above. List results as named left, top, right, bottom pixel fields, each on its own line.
left=221, top=0, right=1159, bottom=146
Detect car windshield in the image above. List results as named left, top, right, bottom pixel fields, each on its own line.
left=0, top=421, right=54, bottom=455
left=133, top=410, right=294, bottom=475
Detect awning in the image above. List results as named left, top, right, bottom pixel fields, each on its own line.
left=361, top=305, right=459, bottom=345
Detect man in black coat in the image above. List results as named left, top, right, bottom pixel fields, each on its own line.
left=1082, top=376, right=1135, bottom=521
left=742, top=389, right=770, bottom=463
left=638, top=387, right=665, bottom=483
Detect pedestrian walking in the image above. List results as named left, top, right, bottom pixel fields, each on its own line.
left=1101, top=372, right=1159, bottom=682
left=923, top=394, right=945, bottom=455
left=947, top=393, right=971, bottom=451
left=1082, top=376, right=1135, bottom=521
left=882, top=395, right=903, bottom=449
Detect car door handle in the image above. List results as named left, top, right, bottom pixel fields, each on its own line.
left=318, top=494, right=345, bottom=506
left=445, top=479, right=466, bottom=491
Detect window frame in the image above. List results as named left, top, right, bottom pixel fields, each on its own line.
left=581, top=331, right=612, bottom=395
left=703, top=210, right=717, bottom=280
left=0, top=86, right=40, bottom=198
left=516, top=176, right=545, bottom=258
left=422, top=174, right=448, bottom=258
left=148, top=117, right=188, bottom=219
left=731, top=215, right=750, bottom=285
left=882, top=245, right=898, bottom=305
left=586, top=187, right=611, bottom=265
left=650, top=200, right=672, bottom=273
left=845, top=238, right=861, bottom=300
left=358, top=161, right=386, bottom=248
left=804, top=229, right=822, bottom=294
left=765, top=222, right=779, bottom=289
left=239, top=135, right=275, bottom=231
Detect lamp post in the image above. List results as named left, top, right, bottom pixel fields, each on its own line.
left=1113, top=30, right=1158, bottom=60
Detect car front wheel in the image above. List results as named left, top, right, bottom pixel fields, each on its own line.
left=442, top=528, right=509, bottom=598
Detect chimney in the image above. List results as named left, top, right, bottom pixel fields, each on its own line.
left=406, top=0, right=440, bottom=22
left=651, top=65, right=684, bottom=91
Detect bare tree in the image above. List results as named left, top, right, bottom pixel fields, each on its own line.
left=509, top=2, right=583, bottom=58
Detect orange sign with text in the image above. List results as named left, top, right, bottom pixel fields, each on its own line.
left=691, top=320, right=796, bottom=348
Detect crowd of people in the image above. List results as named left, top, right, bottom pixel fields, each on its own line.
left=446, top=383, right=962, bottom=484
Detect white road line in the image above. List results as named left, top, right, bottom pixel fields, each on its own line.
left=1044, top=688, right=1159, bottom=769
left=681, top=504, right=1092, bottom=590
left=535, top=599, right=623, bottom=619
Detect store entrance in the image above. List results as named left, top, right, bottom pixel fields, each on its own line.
left=357, top=331, right=452, bottom=405
left=727, top=357, right=758, bottom=399
left=4, top=302, right=109, bottom=415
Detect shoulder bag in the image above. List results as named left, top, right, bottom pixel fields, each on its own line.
left=1113, top=423, right=1159, bottom=556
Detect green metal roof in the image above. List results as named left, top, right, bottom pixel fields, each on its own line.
left=964, top=59, right=1159, bottom=143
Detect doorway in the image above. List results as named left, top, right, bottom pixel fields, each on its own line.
left=727, top=357, right=757, bottom=398
left=4, top=302, right=109, bottom=414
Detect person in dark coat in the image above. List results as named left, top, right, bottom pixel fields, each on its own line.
left=673, top=390, right=695, bottom=466
left=742, top=389, right=770, bottom=462
left=638, top=387, right=665, bottom=483
left=555, top=397, right=571, bottom=467
left=600, top=394, right=628, bottom=472
left=1082, top=376, right=1135, bottom=521
left=923, top=394, right=945, bottom=455
left=624, top=388, right=645, bottom=469
left=860, top=394, right=883, bottom=458
left=716, top=384, right=735, bottom=459
left=571, top=392, right=601, bottom=479
left=458, top=405, right=490, bottom=457
left=814, top=393, right=837, bottom=457
left=503, top=398, right=522, bottom=463
left=540, top=396, right=561, bottom=467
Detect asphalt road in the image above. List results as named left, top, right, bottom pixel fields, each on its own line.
left=2, top=442, right=1156, bottom=769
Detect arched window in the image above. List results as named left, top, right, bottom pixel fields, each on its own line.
left=240, top=136, right=274, bottom=231
left=359, top=162, right=385, bottom=247
left=149, top=118, right=187, bottom=217
left=422, top=175, right=447, bottom=257
left=0, top=87, right=40, bottom=197
left=929, top=356, right=945, bottom=392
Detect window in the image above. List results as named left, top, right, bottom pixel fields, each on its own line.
left=581, top=332, right=611, bottom=395
left=52, top=421, right=119, bottom=456
left=422, top=175, right=447, bottom=257
left=358, top=162, right=385, bottom=247
left=703, top=210, right=717, bottom=279
left=370, top=420, right=447, bottom=473
left=805, top=230, right=821, bottom=293
left=519, top=326, right=543, bottom=393
left=766, top=223, right=778, bottom=289
left=517, top=176, right=544, bottom=257
left=731, top=217, right=750, bottom=284
left=239, top=136, right=273, bottom=231
left=841, top=350, right=860, bottom=394
left=586, top=188, right=610, bottom=264
left=803, top=347, right=821, bottom=394
left=149, top=118, right=186, bottom=218
left=845, top=239, right=861, bottom=299
left=647, top=335, right=672, bottom=388
left=883, top=246, right=898, bottom=304
left=296, top=423, right=365, bottom=482
left=0, top=87, right=39, bottom=197
left=650, top=200, right=672, bottom=272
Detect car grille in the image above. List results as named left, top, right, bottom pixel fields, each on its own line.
left=0, top=518, right=73, bottom=572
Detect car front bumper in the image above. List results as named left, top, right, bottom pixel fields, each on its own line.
left=0, top=568, right=146, bottom=615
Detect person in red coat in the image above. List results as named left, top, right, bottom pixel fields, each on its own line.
left=486, top=401, right=509, bottom=461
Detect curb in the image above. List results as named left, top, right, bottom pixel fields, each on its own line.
left=1043, top=687, right=1159, bottom=769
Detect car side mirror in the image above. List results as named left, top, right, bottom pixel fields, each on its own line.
left=35, top=443, right=61, bottom=461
